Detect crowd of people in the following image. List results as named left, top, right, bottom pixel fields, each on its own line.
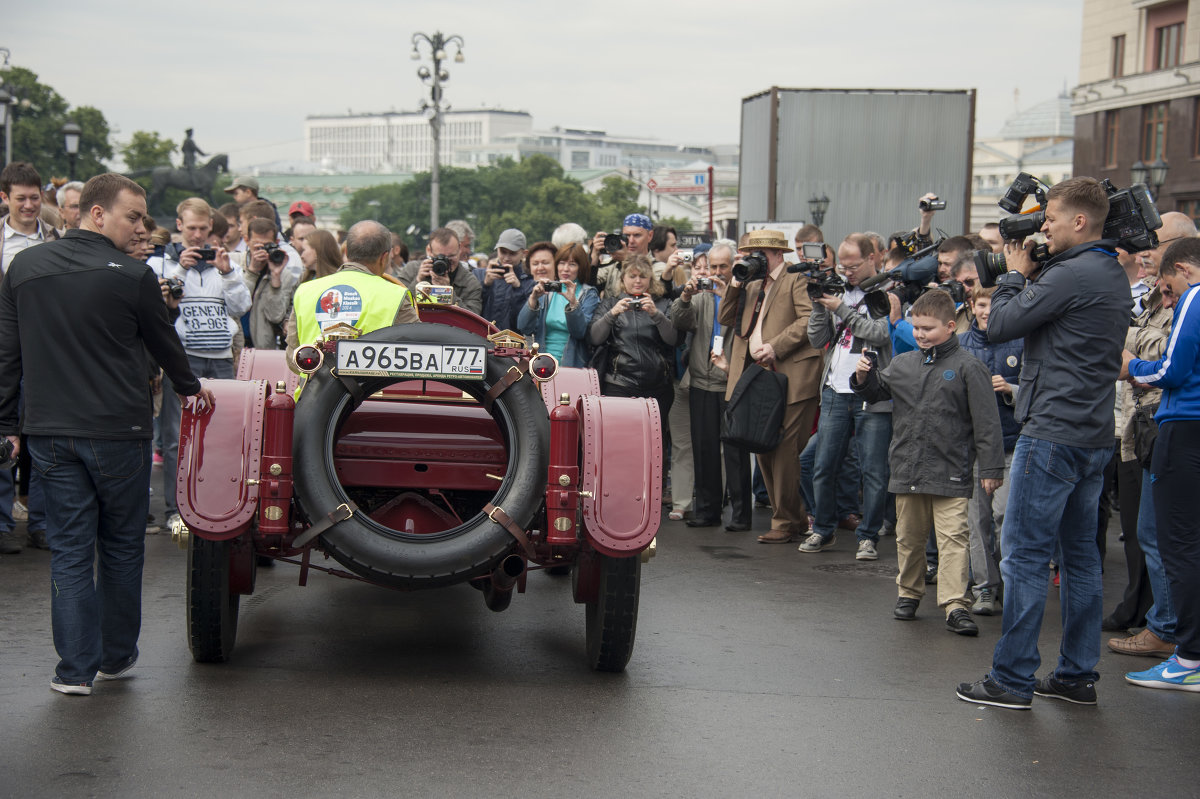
left=2, top=159, right=1199, bottom=705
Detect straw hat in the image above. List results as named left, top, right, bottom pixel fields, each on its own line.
left=738, top=229, right=790, bottom=251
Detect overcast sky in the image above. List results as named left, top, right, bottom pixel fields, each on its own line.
left=7, top=0, right=1084, bottom=171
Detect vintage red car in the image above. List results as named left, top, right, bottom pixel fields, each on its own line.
left=174, top=301, right=661, bottom=671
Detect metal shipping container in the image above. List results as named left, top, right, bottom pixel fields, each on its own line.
left=739, top=88, right=976, bottom=241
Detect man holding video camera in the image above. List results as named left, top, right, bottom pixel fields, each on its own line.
left=803, top=233, right=893, bottom=560
left=957, top=177, right=1133, bottom=709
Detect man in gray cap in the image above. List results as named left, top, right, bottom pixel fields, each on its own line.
left=473, top=228, right=533, bottom=331
left=223, top=177, right=281, bottom=234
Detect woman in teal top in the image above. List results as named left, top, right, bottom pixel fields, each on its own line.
left=517, top=242, right=598, bottom=367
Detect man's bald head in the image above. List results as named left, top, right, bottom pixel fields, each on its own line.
left=1148, top=212, right=1199, bottom=269
left=345, top=220, right=392, bottom=274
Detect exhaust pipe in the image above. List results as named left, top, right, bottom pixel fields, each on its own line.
left=483, top=555, right=526, bottom=613
left=490, top=554, right=526, bottom=592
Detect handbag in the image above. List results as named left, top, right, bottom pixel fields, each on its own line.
left=1130, top=393, right=1159, bottom=470
left=721, top=363, right=788, bottom=453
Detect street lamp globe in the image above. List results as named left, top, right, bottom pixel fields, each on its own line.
left=62, top=122, right=82, bottom=156
left=1130, top=160, right=1149, bottom=187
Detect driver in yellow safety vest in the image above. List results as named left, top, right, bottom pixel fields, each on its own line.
left=286, top=221, right=420, bottom=373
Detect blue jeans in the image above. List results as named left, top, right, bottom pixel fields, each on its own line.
left=811, top=388, right=891, bottom=542
left=29, top=436, right=152, bottom=683
left=989, top=436, right=1111, bottom=697
left=800, top=431, right=861, bottom=521
left=1137, top=468, right=1175, bottom=642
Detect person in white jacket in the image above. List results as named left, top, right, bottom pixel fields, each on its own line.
left=158, top=197, right=251, bottom=527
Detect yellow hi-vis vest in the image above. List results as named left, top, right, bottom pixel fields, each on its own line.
left=292, top=268, right=411, bottom=347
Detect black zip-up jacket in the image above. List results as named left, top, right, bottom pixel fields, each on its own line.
left=851, top=335, right=1005, bottom=498
left=0, top=229, right=202, bottom=439
left=588, top=293, right=678, bottom=392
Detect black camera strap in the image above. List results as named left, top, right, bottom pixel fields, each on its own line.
left=735, top=286, right=766, bottom=341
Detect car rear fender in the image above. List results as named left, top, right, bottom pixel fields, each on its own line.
left=177, top=379, right=267, bottom=541
left=577, top=394, right=662, bottom=556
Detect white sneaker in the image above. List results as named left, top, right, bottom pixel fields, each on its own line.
left=856, top=539, right=878, bottom=561
left=12, top=500, right=28, bottom=521
left=798, top=532, right=834, bottom=553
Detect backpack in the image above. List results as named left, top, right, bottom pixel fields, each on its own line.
left=721, top=364, right=788, bottom=453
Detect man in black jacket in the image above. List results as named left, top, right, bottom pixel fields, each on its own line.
left=0, top=173, right=213, bottom=696
left=956, top=176, right=1131, bottom=710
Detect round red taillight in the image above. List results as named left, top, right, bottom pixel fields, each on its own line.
left=529, top=353, right=558, bottom=382
left=294, top=345, right=324, bottom=374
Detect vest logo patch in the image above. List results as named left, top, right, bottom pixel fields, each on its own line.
left=1006, top=355, right=1018, bottom=368
left=943, top=370, right=956, bottom=381
left=316, top=284, right=364, bottom=331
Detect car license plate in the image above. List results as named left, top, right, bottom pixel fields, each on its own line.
left=335, top=341, right=486, bottom=380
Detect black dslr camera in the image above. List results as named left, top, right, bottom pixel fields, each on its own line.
left=732, top=250, right=769, bottom=283
left=431, top=253, right=454, bottom=276
left=0, top=436, right=16, bottom=469
left=603, top=232, right=629, bottom=255
left=261, top=242, right=288, bottom=267
left=164, top=276, right=186, bottom=299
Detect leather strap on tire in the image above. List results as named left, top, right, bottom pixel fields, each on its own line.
left=482, top=361, right=527, bottom=412
left=485, top=502, right=535, bottom=559
left=293, top=500, right=359, bottom=548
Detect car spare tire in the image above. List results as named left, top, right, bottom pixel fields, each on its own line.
left=292, top=322, right=549, bottom=589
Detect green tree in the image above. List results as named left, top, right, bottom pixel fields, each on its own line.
left=122, top=131, right=177, bottom=171
left=656, top=215, right=694, bottom=234
left=338, top=156, right=650, bottom=249
left=1, top=66, right=112, bottom=179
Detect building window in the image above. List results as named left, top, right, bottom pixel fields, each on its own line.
left=1112, top=34, right=1125, bottom=78
left=1142, top=102, right=1169, bottom=161
left=1194, top=98, right=1200, bottom=159
left=1156, top=22, right=1184, bottom=70
left=1180, top=199, right=1200, bottom=226
left=1104, top=110, right=1120, bottom=168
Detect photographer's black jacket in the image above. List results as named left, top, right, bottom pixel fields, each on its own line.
left=0, top=229, right=202, bottom=440
left=986, top=239, right=1130, bottom=449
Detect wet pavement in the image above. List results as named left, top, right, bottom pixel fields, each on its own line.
left=0, top=488, right=1194, bottom=798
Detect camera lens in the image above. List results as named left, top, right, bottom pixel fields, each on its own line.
left=973, top=250, right=1008, bottom=289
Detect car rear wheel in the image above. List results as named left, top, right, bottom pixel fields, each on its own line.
left=585, top=554, right=641, bottom=672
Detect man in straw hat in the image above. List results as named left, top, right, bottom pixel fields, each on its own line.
left=717, top=229, right=823, bottom=543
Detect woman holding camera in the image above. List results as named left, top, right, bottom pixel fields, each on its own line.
left=517, top=242, right=598, bottom=368
left=588, top=254, right=679, bottom=421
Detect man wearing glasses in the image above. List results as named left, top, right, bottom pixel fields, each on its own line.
left=803, top=233, right=894, bottom=561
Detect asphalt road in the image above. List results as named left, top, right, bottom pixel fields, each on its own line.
left=0, top=491, right=1193, bottom=798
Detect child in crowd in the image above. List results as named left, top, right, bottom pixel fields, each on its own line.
left=957, top=286, right=1023, bottom=616
left=850, top=289, right=1006, bottom=636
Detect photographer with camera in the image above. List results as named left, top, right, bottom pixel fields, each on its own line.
left=802, top=234, right=893, bottom=560
left=158, top=197, right=251, bottom=530
left=717, top=230, right=823, bottom=543
left=472, top=228, right=534, bottom=332
left=517, top=242, right=598, bottom=368
left=396, top=227, right=483, bottom=315
left=957, top=177, right=1134, bottom=710
left=591, top=213, right=655, bottom=299
left=241, top=218, right=297, bottom=351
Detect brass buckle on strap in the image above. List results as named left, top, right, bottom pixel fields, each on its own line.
left=487, top=505, right=507, bottom=524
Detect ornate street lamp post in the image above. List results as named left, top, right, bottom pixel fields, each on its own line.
left=62, top=121, right=81, bottom=180
left=411, top=31, right=464, bottom=232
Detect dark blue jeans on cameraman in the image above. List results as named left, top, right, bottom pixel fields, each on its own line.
left=30, top=436, right=151, bottom=683
left=811, top=388, right=891, bottom=543
left=988, top=435, right=1111, bottom=698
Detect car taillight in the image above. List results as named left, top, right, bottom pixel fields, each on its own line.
left=293, top=345, right=324, bottom=374
left=529, top=353, right=559, bottom=382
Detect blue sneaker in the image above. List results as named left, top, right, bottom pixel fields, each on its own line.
left=97, top=653, right=138, bottom=681
left=50, top=676, right=93, bottom=696
left=1125, top=656, right=1200, bottom=692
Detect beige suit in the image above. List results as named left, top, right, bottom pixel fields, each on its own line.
left=718, top=269, right=823, bottom=534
